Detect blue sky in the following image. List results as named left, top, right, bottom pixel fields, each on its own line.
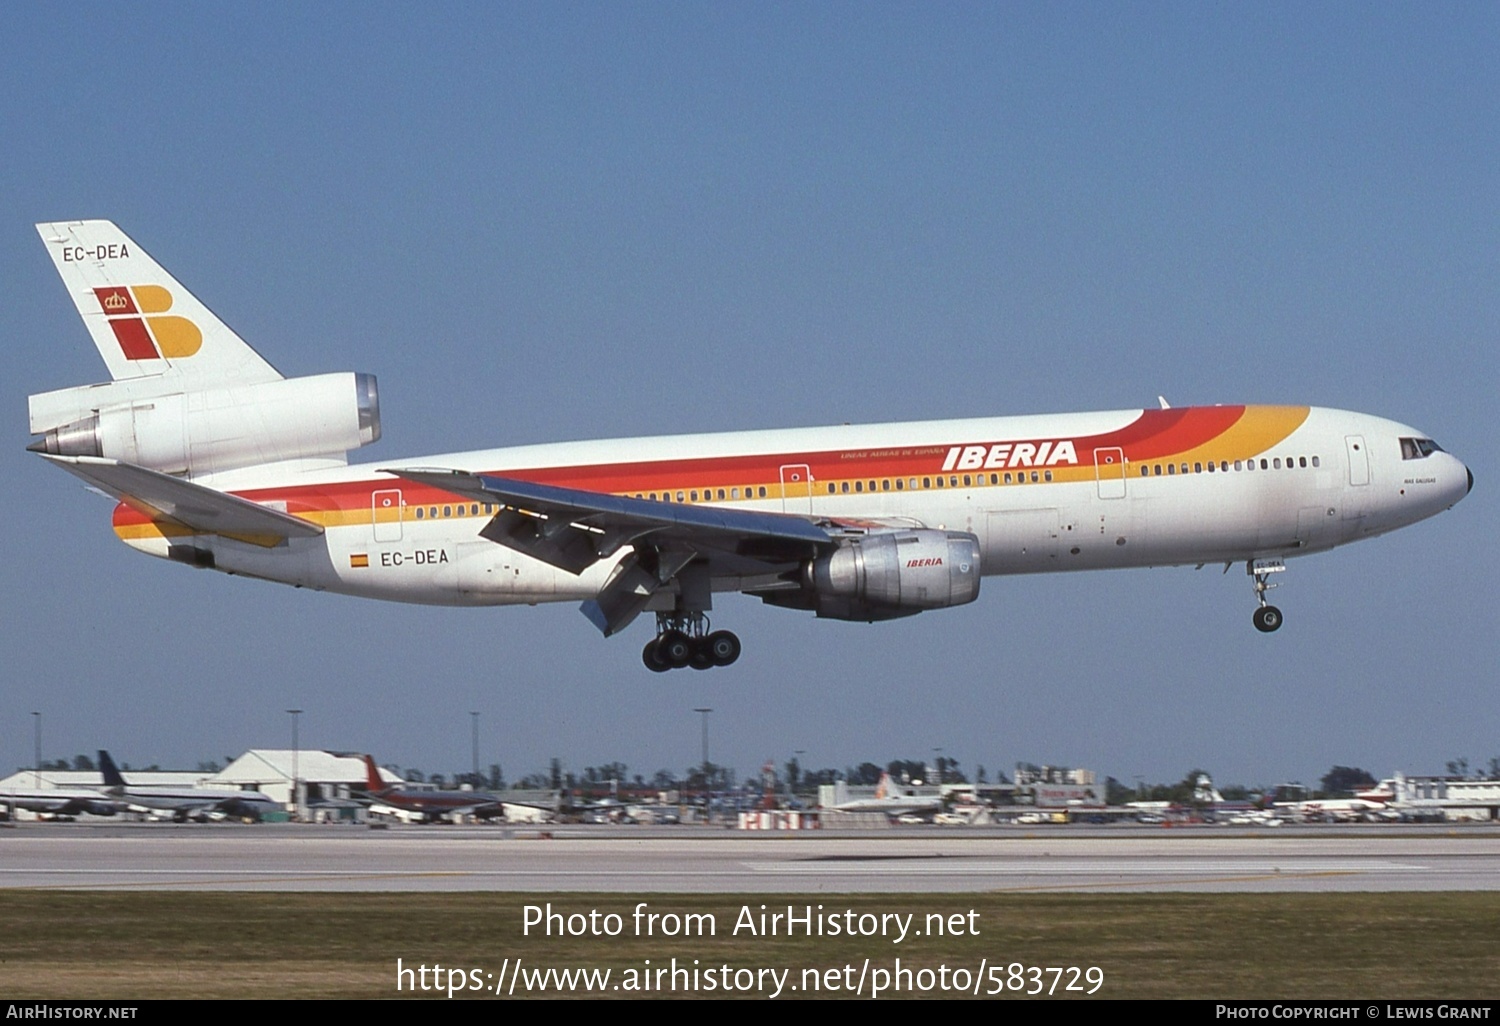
left=2, top=6, right=1493, bottom=790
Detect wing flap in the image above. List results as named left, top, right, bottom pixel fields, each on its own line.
left=40, top=454, right=323, bottom=543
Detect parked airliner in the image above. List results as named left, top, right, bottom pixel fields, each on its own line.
left=28, top=222, right=1471, bottom=670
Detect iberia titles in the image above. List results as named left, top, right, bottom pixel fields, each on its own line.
left=940, top=440, right=1079, bottom=472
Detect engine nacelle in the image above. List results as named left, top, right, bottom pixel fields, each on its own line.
left=803, top=529, right=981, bottom=621
left=30, top=372, right=380, bottom=476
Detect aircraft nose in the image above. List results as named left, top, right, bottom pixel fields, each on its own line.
left=1467, top=467, right=1474, bottom=495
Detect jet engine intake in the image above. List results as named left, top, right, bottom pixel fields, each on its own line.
left=803, top=529, right=981, bottom=621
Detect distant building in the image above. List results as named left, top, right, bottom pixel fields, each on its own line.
left=0, top=767, right=201, bottom=792
left=207, top=750, right=401, bottom=815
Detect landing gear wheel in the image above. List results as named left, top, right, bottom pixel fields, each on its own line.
left=688, top=638, right=715, bottom=671
left=642, top=639, right=671, bottom=672
left=705, top=630, right=741, bottom=667
left=657, top=629, right=694, bottom=668
left=1253, top=605, right=1283, bottom=633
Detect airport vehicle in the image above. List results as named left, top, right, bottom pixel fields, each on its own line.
left=97, top=750, right=281, bottom=822
left=28, top=222, right=1472, bottom=670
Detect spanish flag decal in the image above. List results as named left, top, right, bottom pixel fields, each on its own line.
left=350, top=553, right=369, bottom=568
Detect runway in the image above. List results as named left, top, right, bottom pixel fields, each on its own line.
left=3, top=822, right=1498, bottom=892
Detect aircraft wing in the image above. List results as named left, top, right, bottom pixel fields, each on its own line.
left=385, top=468, right=834, bottom=570
left=384, top=468, right=838, bottom=636
left=40, top=454, right=324, bottom=546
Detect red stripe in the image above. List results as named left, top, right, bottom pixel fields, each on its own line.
left=109, top=407, right=1268, bottom=526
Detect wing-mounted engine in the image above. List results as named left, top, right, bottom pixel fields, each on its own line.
left=29, top=372, right=380, bottom=477
left=763, top=528, right=982, bottom=622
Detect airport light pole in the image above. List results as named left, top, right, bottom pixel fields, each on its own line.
left=933, top=747, right=944, bottom=786
left=470, top=711, right=480, bottom=786
left=32, top=712, right=41, bottom=789
left=286, top=708, right=302, bottom=820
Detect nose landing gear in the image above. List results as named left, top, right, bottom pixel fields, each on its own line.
left=641, top=612, right=741, bottom=672
left=1248, top=558, right=1285, bottom=633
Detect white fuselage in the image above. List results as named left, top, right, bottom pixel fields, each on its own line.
left=117, top=404, right=1469, bottom=609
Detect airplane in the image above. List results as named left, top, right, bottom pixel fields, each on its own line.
left=0, top=785, right=119, bottom=820
left=357, top=755, right=509, bottom=823
left=97, top=750, right=282, bottom=822
left=822, top=772, right=944, bottom=818
left=27, top=221, right=1473, bottom=670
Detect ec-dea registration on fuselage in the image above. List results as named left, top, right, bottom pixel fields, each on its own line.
left=28, top=221, right=1472, bottom=671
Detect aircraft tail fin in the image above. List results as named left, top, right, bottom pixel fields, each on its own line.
left=36, top=221, right=283, bottom=388
left=362, top=755, right=384, bottom=792
left=97, top=749, right=127, bottom=788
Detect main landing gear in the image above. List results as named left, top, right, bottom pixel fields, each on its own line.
left=1248, top=558, right=1286, bottom=633
left=642, top=612, right=741, bottom=672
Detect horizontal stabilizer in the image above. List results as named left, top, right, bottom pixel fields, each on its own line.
left=40, top=454, right=323, bottom=544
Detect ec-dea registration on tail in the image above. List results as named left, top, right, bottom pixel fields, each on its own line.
left=28, top=222, right=1471, bottom=671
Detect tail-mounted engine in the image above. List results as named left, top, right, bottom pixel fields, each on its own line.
left=29, top=372, right=380, bottom=477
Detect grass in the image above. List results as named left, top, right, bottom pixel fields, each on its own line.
left=0, top=892, right=1495, bottom=999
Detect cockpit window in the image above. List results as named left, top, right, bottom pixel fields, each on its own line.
left=1400, top=437, right=1444, bottom=460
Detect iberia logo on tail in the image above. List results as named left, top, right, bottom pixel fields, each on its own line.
left=92, top=285, right=202, bottom=359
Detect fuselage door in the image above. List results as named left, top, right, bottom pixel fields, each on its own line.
left=372, top=489, right=403, bottom=542
left=1094, top=447, right=1126, bottom=499
left=1345, top=436, right=1369, bottom=487
left=780, top=464, right=813, bottom=514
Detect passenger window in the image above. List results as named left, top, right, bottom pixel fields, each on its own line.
left=1273, top=458, right=1281, bottom=470
left=841, top=481, right=850, bottom=494
left=416, top=508, right=424, bottom=519
left=1234, top=461, right=1242, bottom=472
left=1194, top=463, right=1202, bottom=474
left=429, top=507, right=438, bottom=518
left=1298, top=457, right=1307, bottom=468
left=1140, top=466, right=1149, bottom=476
left=827, top=484, right=836, bottom=494
left=896, top=479, right=904, bottom=490
left=718, top=489, right=726, bottom=500
left=1206, top=462, right=1215, bottom=473
left=922, top=477, right=931, bottom=489
left=882, top=480, right=891, bottom=491
left=935, top=477, right=944, bottom=488
left=855, top=481, right=863, bottom=493
left=1311, top=456, right=1320, bottom=468
left=1167, top=465, right=1175, bottom=475
left=1044, top=470, right=1053, bottom=482
left=963, top=475, right=971, bottom=487
left=1030, top=471, right=1039, bottom=482
left=731, top=488, right=738, bottom=499
left=758, top=487, right=767, bottom=498
left=677, top=491, right=685, bottom=502
left=1259, top=459, right=1268, bottom=470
